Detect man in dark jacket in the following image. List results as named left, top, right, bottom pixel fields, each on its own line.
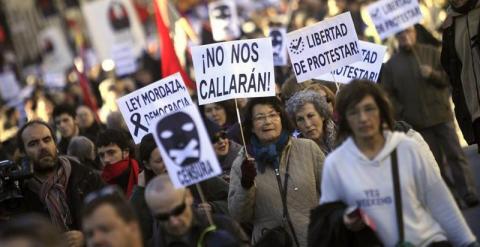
left=53, top=105, right=80, bottom=154
left=382, top=26, right=479, bottom=207
left=145, top=174, right=249, bottom=247
left=16, top=120, right=105, bottom=247
left=441, top=0, right=480, bottom=151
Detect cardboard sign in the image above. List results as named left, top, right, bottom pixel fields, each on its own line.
left=367, top=0, right=423, bottom=40
left=116, top=73, right=193, bottom=144
left=82, top=0, right=146, bottom=70
left=191, top=38, right=275, bottom=105
left=111, top=41, right=137, bottom=76
left=286, top=12, right=362, bottom=83
left=0, top=72, right=21, bottom=102
left=38, top=25, right=73, bottom=76
left=269, top=27, right=288, bottom=66
left=152, top=104, right=222, bottom=188
left=316, top=41, right=387, bottom=83
left=208, top=0, right=241, bottom=41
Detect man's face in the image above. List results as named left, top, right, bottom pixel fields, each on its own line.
left=83, top=204, right=139, bottom=247
left=147, top=190, right=193, bottom=236
left=76, top=106, right=95, bottom=129
left=98, top=144, right=129, bottom=167
left=395, top=27, right=417, bottom=50
left=54, top=113, right=77, bottom=138
left=21, top=123, right=58, bottom=173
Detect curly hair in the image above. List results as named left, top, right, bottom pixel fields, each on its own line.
left=285, top=90, right=336, bottom=153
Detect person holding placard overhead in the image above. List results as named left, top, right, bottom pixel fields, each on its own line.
left=320, top=80, right=477, bottom=247
left=228, top=97, right=325, bottom=247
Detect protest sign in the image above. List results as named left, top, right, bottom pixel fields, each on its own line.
left=116, top=73, right=193, bottom=144
left=0, top=72, right=21, bottom=102
left=269, top=27, right=288, bottom=66
left=208, top=0, right=241, bottom=41
left=286, top=12, right=362, bottom=83
left=367, top=0, right=423, bottom=40
left=191, top=38, right=275, bottom=105
left=111, top=41, right=137, bottom=76
left=152, top=104, right=222, bottom=188
left=316, top=41, right=386, bottom=83
left=38, top=25, right=73, bottom=77
left=82, top=0, right=146, bottom=75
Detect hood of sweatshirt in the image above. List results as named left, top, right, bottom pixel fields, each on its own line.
left=447, top=0, right=480, bottom=17
left=341, top=131, right=405, bottom=167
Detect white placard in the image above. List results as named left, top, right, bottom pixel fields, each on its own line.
left=43, top=72, right=66, bottom=89
left=191, top=38, right=275, bottom=105
left=208, top=0, right=241, bottom=41
left=0, top=72, right=21, bottom=101
left=367, top=0, right=423, bottom=40
left=82, top=0, right=146, bottom=66
left=38, top=25, right=73, bottom=76
left=316, top=41, right=387, bottom=84
left=286, top=12, right=362, bottom=83
left=111, top=41, right=137, bottom=76
left=269, top=27, right=288, bottom=66
left=152, top=104, right=222, bottom=188
left=116, top=73, right=193, bottom=144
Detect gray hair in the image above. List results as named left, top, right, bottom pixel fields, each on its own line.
left=67, top=136, right=95, bottom=162
left=285, top=90, right=337, bottom=153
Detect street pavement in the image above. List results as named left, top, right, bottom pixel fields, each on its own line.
left=462, top=145, right=480, bottom=239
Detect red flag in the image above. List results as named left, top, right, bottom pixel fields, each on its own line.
left=153, top=0, right=195, bottom=89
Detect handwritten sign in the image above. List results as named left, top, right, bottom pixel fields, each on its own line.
left=367, top=0, right=423, bottom=40
left=191, top=38, right=275, bottom=105
left=117, top=73, right=193, bottom=144
left=152, top=104, right=222, bottom=188
left=316, top=41, right=387, bottom=83
left=286, top=12, right=362, bottom=82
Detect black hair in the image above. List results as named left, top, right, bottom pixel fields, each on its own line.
left=82, top=187, right=138, bottom=224
left=52, top=104, right=76, bottom=119
left=96, top=128, right=131, bottom=151
left=16, top=120, right=57, bottom=153
left=138, top=133, right=158, bottom=183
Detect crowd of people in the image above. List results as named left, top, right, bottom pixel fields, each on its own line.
left=0, top=0, right=480, bottom=246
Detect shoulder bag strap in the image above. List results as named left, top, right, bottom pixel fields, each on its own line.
left=274, top=146, right=300, bottom=247
left=391, top=149, right=404, bottom=244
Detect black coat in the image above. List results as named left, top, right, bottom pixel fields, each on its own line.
left=308, top=201, right=382, bottom=247
left=19, top=157, right=105, bottom=230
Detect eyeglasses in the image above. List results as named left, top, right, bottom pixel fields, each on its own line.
left=253, top=111, right=280, bottom=124
left=154, top=192, right=187, bottom=221
left=346, top=105, right=379, bottom=119
left=212, top=131, right=228, bottom=143
left=84, top=185, right=124, bottom=205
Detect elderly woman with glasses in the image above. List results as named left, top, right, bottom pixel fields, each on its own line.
left=286, top=90, right=337, bottom=155
left=228, top=97, right=325, bottom=246
left=319, top=80, right=477, bottom=246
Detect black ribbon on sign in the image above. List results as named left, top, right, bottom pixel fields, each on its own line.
left=130, top=113, right=149, bottom=136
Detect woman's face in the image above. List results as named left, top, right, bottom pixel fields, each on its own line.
left=295, top=103, right=324, bottom=142
left=213, top=131, right=230, bottom=156
left=346, top=95, right=382, bottom=141
left=251, top=104, right=282, bottom=144
left=148, top=148, right=166, bottom=175
left=204, top=103, right=227, bottom=127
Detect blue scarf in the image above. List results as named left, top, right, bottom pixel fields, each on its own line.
left=250, top=131, right=290, bottom=173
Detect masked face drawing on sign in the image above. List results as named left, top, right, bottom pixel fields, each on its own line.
left=270, top=30, right=283, bottom=57
left=212, top=4, right=235, bottom=37
left=108, top=1, right=131, bottom=32
left=156, top=112, right=200, bottom=167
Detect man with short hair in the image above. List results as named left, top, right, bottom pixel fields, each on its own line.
left=96, top=129, right=139, bottom=197
left=16, top=120, right=105, bottom=247
left=82, top=186, right=143, bottom=247
left=145, top=174, right=249, bottom=246
left=383, top=26, right=479, bottom=207
left=76, top=105, right=104, bottom=143
left=53, top=105, right=80, bottom=154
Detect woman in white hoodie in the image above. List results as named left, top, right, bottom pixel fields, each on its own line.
left=319, top=80, right=478, bottom=247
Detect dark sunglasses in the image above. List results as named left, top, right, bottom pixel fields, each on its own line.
left=154, top=193, right=187, bottom=221
left=84, top=185, right=124, bottom=205
left=212, top=131, right=228, bottom=143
